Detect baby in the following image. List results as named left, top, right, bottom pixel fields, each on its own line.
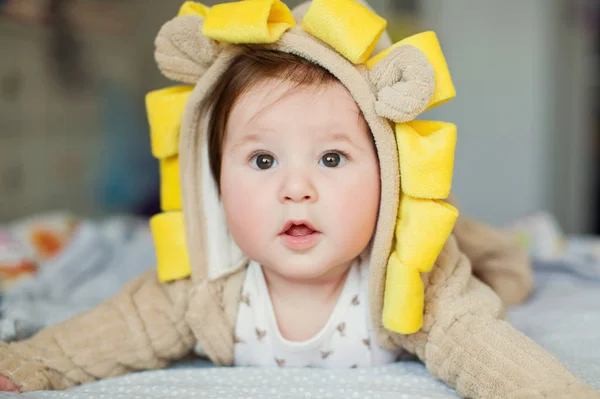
left=0, top=0, right=598, bottom=397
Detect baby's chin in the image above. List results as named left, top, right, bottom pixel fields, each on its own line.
left=262, top=255, right=353, bottom=284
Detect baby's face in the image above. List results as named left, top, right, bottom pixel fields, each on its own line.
left=220, top=78, right=380, bottom=283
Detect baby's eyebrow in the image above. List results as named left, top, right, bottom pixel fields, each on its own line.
left=230, top=133, right=263, bottom=151
left=321, top=133, right=357, bottom=146
left=321, top=131, right=373, bottom=154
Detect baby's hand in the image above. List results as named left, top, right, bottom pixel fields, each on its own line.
left=0, top=374, right=19, bottom=392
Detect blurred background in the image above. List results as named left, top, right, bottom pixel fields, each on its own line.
left=0, top=0, right=598, bottom=234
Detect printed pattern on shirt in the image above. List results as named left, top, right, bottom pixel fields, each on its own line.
left=233, top=259, right=400, bottom=368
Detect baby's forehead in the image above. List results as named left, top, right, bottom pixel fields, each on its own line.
left=229, top=78, right=364, bottom=131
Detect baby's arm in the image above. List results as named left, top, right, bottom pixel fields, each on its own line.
left=0, top=270, right=196, bottom=392
left=393, top=236, right=598, bottom=399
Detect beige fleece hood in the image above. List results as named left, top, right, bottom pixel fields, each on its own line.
left=146, top=0, right=458, bottom=335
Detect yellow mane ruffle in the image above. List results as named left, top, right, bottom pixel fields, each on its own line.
left=366, top=32, right=458, bottom=334
left=146, top=86, right=193, bottom=282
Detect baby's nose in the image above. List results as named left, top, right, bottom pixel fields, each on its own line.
left=284, top=193, right=313, bottom=202
left=279, top=170, right=318, bottom=203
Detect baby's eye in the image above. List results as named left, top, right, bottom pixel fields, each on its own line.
left=319, top=152, right=348, bottom=168
left=250, top=153, right=278, bottom=170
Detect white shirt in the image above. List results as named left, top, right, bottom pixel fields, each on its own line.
left=233, top=258, right=401, bottom=368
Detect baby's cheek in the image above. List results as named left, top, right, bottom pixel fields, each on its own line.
left=222, top=178, right=272, bottom=256
left=328, top=173, right=380, bottom=246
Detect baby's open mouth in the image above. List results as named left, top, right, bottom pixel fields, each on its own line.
left=280, top=220, right=319, bottom=236
left=285, top=224, right=316, bottom=237
left=279, top=221, right=321, bottom=250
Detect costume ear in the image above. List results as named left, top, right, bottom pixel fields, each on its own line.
left=154, top=15, right=221, bottom=84
left=369, top=45, right=434, bottom=123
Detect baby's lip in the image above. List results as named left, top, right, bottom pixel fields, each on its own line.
left=279, top=220, right=320, bottom=235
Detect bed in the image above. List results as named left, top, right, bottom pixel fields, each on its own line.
left=0, top=217, right=598, bottom=398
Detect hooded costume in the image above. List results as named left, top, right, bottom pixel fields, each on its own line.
left=0, top=0, right=597, bottom=397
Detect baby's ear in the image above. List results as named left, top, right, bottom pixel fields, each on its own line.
left=369, top=45, right=434, bottom=123
left=154, top=15, right=221, bottom=84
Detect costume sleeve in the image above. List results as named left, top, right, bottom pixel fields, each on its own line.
left=0, top=270, right=196, bottom=392
left=452, top=213, right=533, bottom=307
left=393, top=236, right=599, bottom=399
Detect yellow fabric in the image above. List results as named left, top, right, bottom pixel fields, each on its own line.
left=150, top=212, right=192, bottom=282
left=202, top=0, right=295, bottom=44
left=160, top=156, right=182, bottom=211
left=146, top=86, right=193, bottom=159
left=180, top=0, right=387, bottom=64
left=382, top=252, right=424, bottom=334
left=365, top=31, right=457, bottom=335
left=383, top=196, right=458, bottom=334
left=302, top=0, right=387, bottom=64
left=178, top=1, right=210, bottom=17
left=394, top=195, right=458, bottom=272
left=366, top=31, right=455, bottom=109
left=396, top=121, right=456, bottom=199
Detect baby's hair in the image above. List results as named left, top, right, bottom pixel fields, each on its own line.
left=204, top=46, right=338, bottom=185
